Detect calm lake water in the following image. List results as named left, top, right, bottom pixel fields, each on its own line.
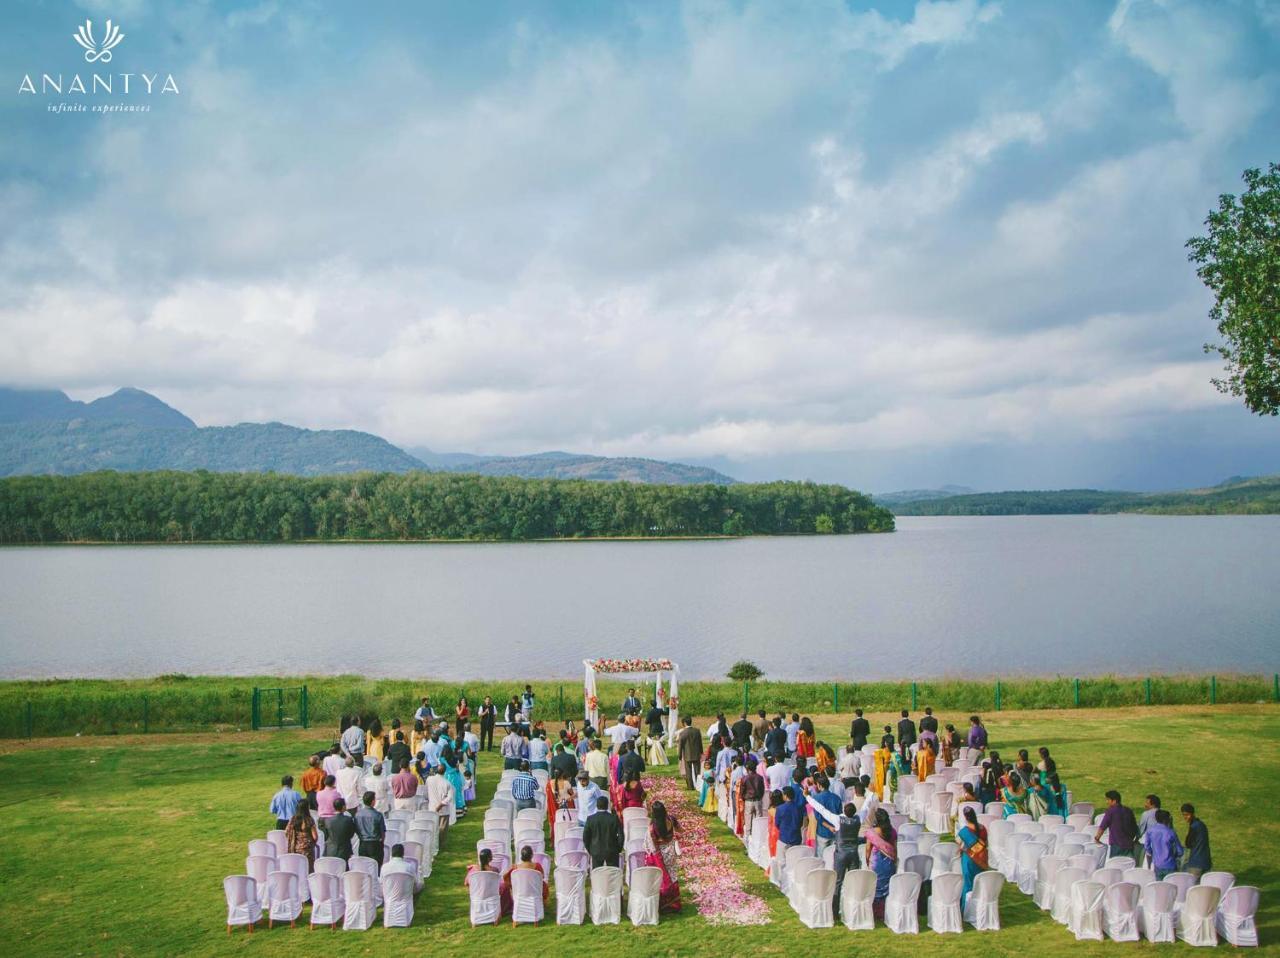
left=1, top=515, right=1276, bottom=680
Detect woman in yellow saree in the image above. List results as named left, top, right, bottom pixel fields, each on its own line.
left=873, top=744, right=891, bottom=798
left=915, top=737, right=936, bottom=779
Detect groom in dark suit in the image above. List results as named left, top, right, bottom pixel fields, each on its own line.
left=676, top=716, right=703, bottom=789
left=583, top=797, right=624, bottom=868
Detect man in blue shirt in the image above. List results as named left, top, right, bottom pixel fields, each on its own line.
left=511, top=760, right=539, bottom=811
left=421, top=733, right=442, bottom=770
left=269, top=775, right=300, bottom=829
left=774, top=786, right=805, bottom=847
left=1181, top=803, right=1212, bottom=877
left=809, top=773, right=842, bottom=853
left=785, top=714, right=800, bottom=756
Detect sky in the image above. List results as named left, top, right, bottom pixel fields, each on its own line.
left=2, top=0, right=1278, bottom=492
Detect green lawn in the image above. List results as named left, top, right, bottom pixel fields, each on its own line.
left=1, top=705, right=1275, bottom=956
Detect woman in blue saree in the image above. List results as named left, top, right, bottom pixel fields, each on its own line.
left=957, top=806, right=988, bottom=910
left=865, top=808, right=898, bottom=920
left=1037, top=747, right=1068, bottom=817
left=1000, top=776, right=1029, bottom=818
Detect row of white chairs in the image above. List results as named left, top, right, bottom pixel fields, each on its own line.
left=468, top=864, right=663, bottom=926
left=224, top=868, right=415, bottom=932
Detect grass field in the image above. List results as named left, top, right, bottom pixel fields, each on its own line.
left=2, top=705, right=1275, bottom=956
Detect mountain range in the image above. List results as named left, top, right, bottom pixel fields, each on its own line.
left=0, top=386, right=737, bottom=483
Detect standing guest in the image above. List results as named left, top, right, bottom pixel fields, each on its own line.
left=365, top=719, right=387, bottom=765
left=520, top=685, right=536, bottom=724
left=623, top=688, right=642, bottom=713
left=341, top=716, right=365, bottom=767
left=322, top=744, right=345, bottom=779
left=752, top=710, right=771, bottom=747
left=270, top=775, right=301, bottom=830
left=897, top=710, right=917, bottom=751
left=478, top=696, right=498, bottom=751
left=366, top=762, right=390, bottom=814
left=1137, top=794, right=1161, bottom=865
left=774, top=786, right=805, bottom=852
left=386, top=843, right=423, bottom=893
left=979, top=752, right=1004, bottom=805
left=584, top=739, right=610, bottom=789
left=646, top=800, right=683, bottom=912
left=919, top=706, right=939, bottom=741
left=319, top=798, right=357, bottom=863
left=605, top=718, right=638, bottom=751
left=390, top=760, right=418, bottom=811
left=424, top=766, right=455, bottom=834
left=574, top=771, right=604, bottom=825
left=879, top=724, right=896, bottom=751
left=836, top=745, right=859, bottom=782
left=410, top=720, right=428, bottom=758
left=676, top=716, right=703, bottom=790
left=504, top=696, right=521, bottom=727
left=645, top=698, right=669, bottom=739
left=500, top=725, right=526, bottom=771
left=386, top=731, right=411, bottom=773
left=795, top=717, right=816, bottom=768
left=849, top=708, right=871, bottom=751
left=618, top=773, right=647, bottom=810
left=336, top=756, right=364, bottom=810
left=858, top=777, right=881, bottom=826
left=764, top=717, right=788, bottom=763
left=547, top=768, right=575, bottom=837
left=730, top=712, right=754, bottom=750
left=551, top=741, right=578, bottom=780
left=1142, top=809, right=1184, bottom=879
left=285, top=801, right=318, bottom=870
left=353, top=791, right=386, bottom=869
left=1000, top=771, right=1030, bottom=818
left=511, top=761, right=539, bottom=812
left=815, top=740, right=837, bottom=777
left=699, top=760, right=718, bottom=814
left=463, top=722, right=480, bottom=757
left=739, top=758, right=766, bottom=840
left=808, top=772, right=842, bottom=853
left=865, top=808, right=898, bottom=920
left=619, top=739, right=646, bottom=782
left=527, top=730, right=549, bottom=771
left=1095, top=790, right=1139, bottom=858
left=957, top=806, right=989, bottom=910
left=300, top=756, right=325, bottom=810
left=967, top=715, right=988, bottom=756
left=454, top=697, right=470, bottom=741
left=765, top=754, right=790, bottom=795
left=942, top=724, right=964, bottom=766
left=1181, top=803, right=1212, bottom=877
left=805, top=792, right=862, bottom=918
left=873, top=738, right=892, bottom=798
left=583, top=797, right=624, bottom=868
left=316, top=775, right=341, bottom=819
left=784, top=713, right=801, bottom=757
left=914, top=736, right=937, bottom=780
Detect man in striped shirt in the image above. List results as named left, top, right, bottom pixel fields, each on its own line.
left=511, top=760, right=539, bottom=811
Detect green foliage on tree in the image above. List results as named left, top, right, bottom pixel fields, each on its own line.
left=1187, top=162, right=1280, bottom=416
left=814, top=513, right=835, bottom=533
left=726, top=660, right=764, bottom=682
left=0, top=470, right=896, bottom=543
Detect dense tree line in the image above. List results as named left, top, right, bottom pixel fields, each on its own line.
left=0, top=471, right=895, bottom=543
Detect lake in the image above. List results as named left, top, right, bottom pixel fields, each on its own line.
left=0, top=515, right=1276, bottom=680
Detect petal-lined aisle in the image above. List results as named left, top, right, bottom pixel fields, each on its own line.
left=642, top=775, right=771, bottom=926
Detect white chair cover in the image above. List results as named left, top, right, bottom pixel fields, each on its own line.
left=915, top=832, right=940, bottom=857
left=1104, top=881, right=1141, bottom=941
left=1140, top=880, right=1177, bottom=943
left=555, top=837, right=586, bottom=860
left=223, top=875, right=260, bottom=929
left=748, top=817, right=769, bottom=867
left=895, top=841, right=919, bottom=873
left=928, top=872, right=963, bottom=933
left=401, top=840, right=426, bottom=876
left=964, top=870, right=1004, bottom=930
left=266, top=829, right=288, bottom=858
left=898, top=821, right=924, bottom=842
left=1199, top=871, right=1234, bottom=897
left=799, top=868, right=836, bottom=929
left=788, top=859, right=821, bottom=910
left=1016, top=840, right=1047, bottom=895
left=342, top=870, right=376, bottom=931
left=627, top=866, right=663, bottom=926
left=821, top=845, right=836, bottom=870
left=1166, top=870, right=1197, bottom=905
left=468, top=870, right=502, bottom=926
left=926, top=792, right=952, bottom=834
left=590, top=866, right=623, bottom=925
left=561, top=850, right=590, bottom=872
left=1105, top=855, right=1136, bottom=871
left=308, top=872, right=344, bottom=927
left=1123, top=866, right=1156, bottom=887
left=510, top=868, right=545, bottom=925
left=1000, top=833, right=1028, bottom=881
left=1069, top=802, right=1094, bottom=818
left=1052, top=867, right=1087, bottom=924
left=841, top=868, right=876, bottom=930
left=382, top=871, right=415, bottom=928
left=781, top=844, right=812, bottom=894
left=554, top=866, right=587, bottom=925
left=276, top=853, right=310, bottom=903
left=245, top=855, right=274, bottom=912
left=1034, top=855, right=1064, bottom=910
left=985, top=820, right=1012, bottom=869
left=885, top=872, right=921, bottom=934
left=349, top=855, right=382, bottom=905
left=621, top=806, right=647, bottom=824
left=1178, top=885, right=1220, bottom=947
left=1070, top=880, right=1105, bottom=941
left=1065, top=813, right=1092, bottom=830
left=314, top=856, right=347, bottom=878
left=1093, top=866, right=1123, bottom=889
left=1216, top=885, right=1259, bottom=948
left=1067, top=853, right=1098, bottom=876
left=248, top=839, right=276, bottom=861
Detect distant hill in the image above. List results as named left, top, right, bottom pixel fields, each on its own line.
left=873, top=485, right=975, bottom=506
left=406, top=447, right=738, bottom=485
left=0, top=387, right=195, bottom=429
left=891, top=476, right=1280, bottom=515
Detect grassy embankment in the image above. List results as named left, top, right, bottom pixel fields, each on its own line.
left=2, top=673, right=1276, bottom=737
left=0, top=705, right=1276, bottom=956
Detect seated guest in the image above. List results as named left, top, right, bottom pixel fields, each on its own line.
left=464, top=847, right=506, bottom=912
left=270, top=775, right=301, bottom=830
left=384, top=842, right=422, bottom=892
left=504, top=845, right=549, bottom=904
left=319, top=798, right=357, bottom=863
left=510, top=760, right=539, bottom=811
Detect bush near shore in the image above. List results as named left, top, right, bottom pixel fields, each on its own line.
left=1, top=673, right=1274, bottom=738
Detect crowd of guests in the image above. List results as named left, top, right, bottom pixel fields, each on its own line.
left=672, top=706, right=1214, bottom=921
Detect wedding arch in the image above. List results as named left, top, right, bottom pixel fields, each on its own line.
left=583, top=657, right=680, bottom=745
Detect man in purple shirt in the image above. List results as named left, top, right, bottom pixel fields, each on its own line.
left=966, top=715, right=988, bottom=753
left=1095, top=789, right=1139, bottom=857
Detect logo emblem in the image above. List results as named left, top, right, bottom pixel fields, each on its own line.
left=72, top=20, right=124, bottom=63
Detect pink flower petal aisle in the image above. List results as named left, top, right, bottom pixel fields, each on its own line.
left=643, top=775, right=772, bottom=926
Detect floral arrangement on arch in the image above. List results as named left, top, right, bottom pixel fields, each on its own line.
left=589, top=657, right=674, bottom=674
left=667, top=696, right=679, bottom=710
left=584, top=692, right=599, bottom=712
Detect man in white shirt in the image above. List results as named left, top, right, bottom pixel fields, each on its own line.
left=500, top=727, right=526, bottom=770
left=414, top=697, right=435, bottom=723
left=784, top=714, right=800, bottom=757
left=604, top=720, right=638, bottom=751
left=764, top=755, right=790, bottom=794
left=366, top=762, right=391, bottom=814
left=424, top=765, right=456, bottom=831
left=857, top=781, right=880, bottom=825
left=574, top=771, right=605, bottom=824
left=336, top=756, right=364, bottom=809
left=462, top=724, right=480, bottom=755
left=322, top=745, right=345, bottom=779
left=836, top=748, right=859, bottom=782
left=340, top=718, right=365, bottom=765
left=382, top=843, right=422, bottom=892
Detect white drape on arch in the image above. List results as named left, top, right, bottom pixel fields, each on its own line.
left=583, top=659, right=680, bottom=745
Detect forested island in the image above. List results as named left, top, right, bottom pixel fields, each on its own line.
left=0, top=471, right=894, bottom=543
left=890, top=474, right=1280, bottom=515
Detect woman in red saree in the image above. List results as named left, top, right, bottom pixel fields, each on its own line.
left=546, top=768, right=575, bottom=841
left=645, top=800, right=682, bottom=912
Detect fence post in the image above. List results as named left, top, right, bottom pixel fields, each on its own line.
left=1073, top=678, right=1080, bottom=708
left=743, top=682, right=749, bottom=714
left=252, top=688, right=260, bottom=731
left=833, top=684, right=839, bottom=712
left=301, top=685, right=309, bottom=729
left=911, top=681, right=918, bottom=711
left=25, top=701, right=33, bottom=739
left=1145, top=678, right=1151, bottom=706
left=994, top=680, right=1001, bottom=712
left=1210, top=675, right=1217, bottom=705
left=143, top=695, right=149, bottom=734
left=1274, top=673, right=1279, bottom=703
left=558, top=686, right=565, bottom=722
